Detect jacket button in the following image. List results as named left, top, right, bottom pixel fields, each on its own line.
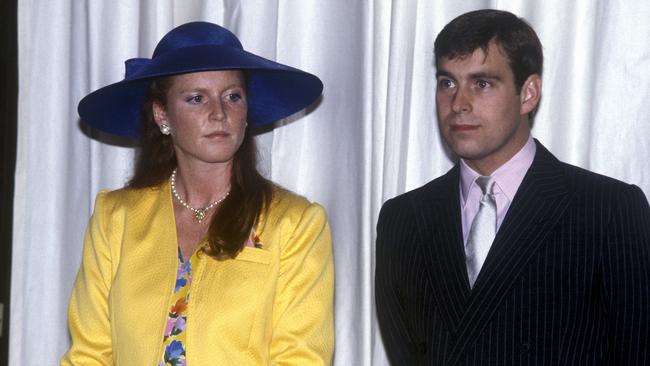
left=520, top=342, right=531, bottom=354
left=418, top=342, right=427, bottom=354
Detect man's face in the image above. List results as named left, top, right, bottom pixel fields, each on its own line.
left=435, top=42, right=540, bottom=175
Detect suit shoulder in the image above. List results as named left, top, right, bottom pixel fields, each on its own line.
left=381, top=173, right=453, bottom=212
left=558, top=162, right=650, bottom=215
left=378, top=173, right=454, bottom=230
left=561, top=162, right=640, bottom=194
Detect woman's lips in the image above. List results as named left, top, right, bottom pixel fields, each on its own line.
left=205, top=131, right=230, bottom=138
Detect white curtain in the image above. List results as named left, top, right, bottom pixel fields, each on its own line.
left=12, top=1, right=650, bottom=365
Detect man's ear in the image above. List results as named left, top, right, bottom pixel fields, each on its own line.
left=520, top=74, right=542, bottom=115
left=152, top=101, right=167, bottom=127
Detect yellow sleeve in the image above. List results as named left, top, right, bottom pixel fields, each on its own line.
left=61, top=191, right=114, bottom=365
left=270, top=202, right=335, bottom=365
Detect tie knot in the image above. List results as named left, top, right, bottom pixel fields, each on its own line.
left=475, top=176, right=495, bottom=195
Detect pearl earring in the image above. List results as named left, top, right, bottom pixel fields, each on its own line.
left=159, top=124, right=171, bottom=135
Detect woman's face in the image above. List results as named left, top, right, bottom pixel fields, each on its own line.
left=153, top=70, right=248, bottom=168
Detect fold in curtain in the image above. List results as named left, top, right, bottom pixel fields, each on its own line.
left=12, top=1, right=650, bottom=365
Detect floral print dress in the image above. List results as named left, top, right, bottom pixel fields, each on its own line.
left=158, top=247, right=195, bottom=366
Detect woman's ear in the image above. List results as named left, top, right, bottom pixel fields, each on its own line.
left=520, top=74, right=542, bottom=115
left=152, top=101, right=167, bottom=127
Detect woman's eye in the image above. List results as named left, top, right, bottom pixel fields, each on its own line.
left=187, top=95, right=203, bottom=104
left=226, top=93, right=242, bottom=102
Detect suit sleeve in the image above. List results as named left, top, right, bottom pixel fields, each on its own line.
left=269, top=202, right=334, bottom=365
left=603, top=185, right=650, bottom=364
left=375, top=198, right=420, bottom=365
left=61, top=191, right=114, bottom=365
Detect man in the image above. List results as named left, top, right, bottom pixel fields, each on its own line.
left=375, top=9, right=650, bottom=365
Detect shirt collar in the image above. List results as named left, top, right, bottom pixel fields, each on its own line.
left=460, top=136, right=537, bottom=205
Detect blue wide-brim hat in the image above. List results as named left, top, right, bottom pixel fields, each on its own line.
left=78, top=21, right=323, bottom=138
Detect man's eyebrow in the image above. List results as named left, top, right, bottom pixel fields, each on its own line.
left=435, top=70, right=502, bottom=81
left=468, top=72, right=501, bottom=81
left=435, top=70, right=454, bottom=78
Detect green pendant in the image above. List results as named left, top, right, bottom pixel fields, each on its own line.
left=194, top=209, right=206, bottom=223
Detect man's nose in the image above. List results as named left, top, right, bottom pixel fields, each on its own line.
left=451, top=87, right=471, bottom=114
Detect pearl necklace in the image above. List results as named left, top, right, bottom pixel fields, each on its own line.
left=170, top=169, right=230, bottom=223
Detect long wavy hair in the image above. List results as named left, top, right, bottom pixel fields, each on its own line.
left=127, top=75, right=274, bottom=260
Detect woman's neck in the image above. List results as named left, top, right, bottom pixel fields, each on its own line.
left=173, top=161, right=232, bottom=208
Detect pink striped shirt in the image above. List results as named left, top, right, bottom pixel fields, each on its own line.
left=459, top=136, right=536, bottom=244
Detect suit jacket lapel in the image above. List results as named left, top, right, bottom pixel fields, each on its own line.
left=446, top=141, right=575, bottom=365
left=413, top=166, right=471, bottom=333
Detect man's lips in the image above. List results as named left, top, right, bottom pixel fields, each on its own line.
left=450, top=124, right=479, bottom=132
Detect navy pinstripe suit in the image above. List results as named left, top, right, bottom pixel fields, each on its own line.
left=375, top=141, right=650, bottom=365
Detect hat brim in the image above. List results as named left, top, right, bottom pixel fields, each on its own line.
left=78, top=45, right=323, bottom=138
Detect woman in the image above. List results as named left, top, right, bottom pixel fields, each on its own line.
left=61, top=22, right=333, bottom=365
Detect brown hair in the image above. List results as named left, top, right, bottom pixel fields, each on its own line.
left=127, top=75, right=274, bottom=260
left=434, top=9, right=543, bottom=94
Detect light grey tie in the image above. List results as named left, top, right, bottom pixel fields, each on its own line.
left=465, top=176, right=497, bottom=288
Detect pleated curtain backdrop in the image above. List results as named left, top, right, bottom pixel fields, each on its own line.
left=11, top=1, right=650, bottom=365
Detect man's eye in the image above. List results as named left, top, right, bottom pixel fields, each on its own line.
left=438, top=79, right=455, bottom=89
left=477, top=80, right=491, bottom=89
left=187, top=95, right=203, bottom=104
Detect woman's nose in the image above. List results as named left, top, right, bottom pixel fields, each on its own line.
left=210, top=99, right=226, bottom=121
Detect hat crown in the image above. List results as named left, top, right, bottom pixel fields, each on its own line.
left=152, top=21, right=243, bottom=58
left=80, top=21, right=323, bottom=138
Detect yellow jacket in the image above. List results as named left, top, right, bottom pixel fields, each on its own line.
left=61, top=182, right=334, bottom=365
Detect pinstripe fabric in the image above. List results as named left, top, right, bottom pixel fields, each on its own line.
left=375, top=141, right=650, bottom=365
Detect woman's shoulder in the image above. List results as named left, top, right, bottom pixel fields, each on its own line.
left=93, top=183, right=167, bottom=212
left=270, top=186, right=325, bottom=211
left=264, top=186, right=328, bottom=227
left=257, top=187, right=331, bottom=256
